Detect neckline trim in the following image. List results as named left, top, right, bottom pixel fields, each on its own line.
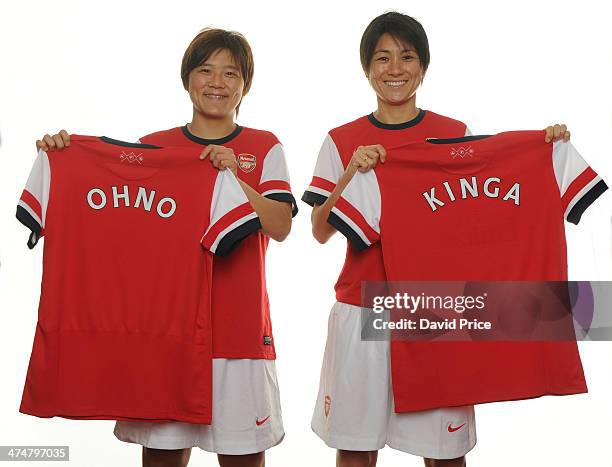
left=367, top=109, right=426, bottom=130
left=181, top=124, right=243, bottom=145
left=99, top=136, right=161, bottom=149
left=425, top=135, right=492, bottom=145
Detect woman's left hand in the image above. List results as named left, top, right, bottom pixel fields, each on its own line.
left=544, top=124, right=571, bottom=143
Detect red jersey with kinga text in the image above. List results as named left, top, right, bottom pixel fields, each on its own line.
left=329, top=131, right=606, bottom=412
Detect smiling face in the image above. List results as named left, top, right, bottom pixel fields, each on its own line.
left=187, top=48, right=245, bottom=120
left=367, top=33, right=423, bottom=108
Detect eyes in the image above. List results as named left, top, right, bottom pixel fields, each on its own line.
left=375, top=54, right=417, bottom=63
left=197, top=67, right=240, bottom=78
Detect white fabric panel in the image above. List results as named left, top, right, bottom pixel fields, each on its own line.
left=23, top=149, right=51, bottom=227
left=340, top=170, right=382, bottom=234
left=312, top=134, right=344, bottom=184
left=208, top=169, right=249, bottom=228
left=552, top=140, right=589, bottom=196
left=259, top=143, right=291, bottom=185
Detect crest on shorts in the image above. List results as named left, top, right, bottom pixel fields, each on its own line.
left=237, top=153, right=257, bottom=173
left=324, top=395, right=332, bottom=418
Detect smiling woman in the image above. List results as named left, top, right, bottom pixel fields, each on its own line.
left=301, top=10, right=570, bottom=467
left=181, top=28, right=254, bottom=120
left=33, top=26, right=296, bottom=467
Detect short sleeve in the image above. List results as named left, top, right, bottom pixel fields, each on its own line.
left=327, top=170, right=382, bottom=251
left=16, top=149, right=51, bottom=249
left=201, top=170, right=261, bottom=256
left=257, top=142, right=298, bottom=217
left=301, top=134, right=344, bottom=207
left=552, top=140, right=608, bottom=224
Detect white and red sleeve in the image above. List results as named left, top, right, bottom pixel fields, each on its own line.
left=301, top=134, right=345, bottom=207
left=257, top=142, right=298, bottom=216
left=17, top=149, right=51, bottom=249
left=552, top=140, right=608, bottom=224
left=201, top=170, right=261, bottom=256
left=327, top=170, right=382, bottom=251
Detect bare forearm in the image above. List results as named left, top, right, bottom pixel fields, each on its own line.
left=237, top=178, right=292, bottom=242
left=311, top=167, right=357, bottom=243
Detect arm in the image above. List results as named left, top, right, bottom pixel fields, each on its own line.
left=311, top=144, right=386, bottom=244
left=202, top=144, right=293, bottom=242
left=236, top=179, right=292, bottom=242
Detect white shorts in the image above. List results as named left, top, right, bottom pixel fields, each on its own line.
left=114, top=359, right=284, bottom=455
left=312, top=302, right=477, bottom=459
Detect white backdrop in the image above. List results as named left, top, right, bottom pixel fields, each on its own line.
left=1, top=0, right=612, bottom=466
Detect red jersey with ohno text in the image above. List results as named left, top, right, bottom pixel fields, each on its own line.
left=140, top=125, right=297, bottom=359
left=17, top=136, right=260, bottom=423
left=302, top=110, right=469, bottom=306
left=329, top=130, right=607, bottom=412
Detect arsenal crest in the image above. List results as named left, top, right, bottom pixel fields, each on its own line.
left=324, top=395, right=331, bottom=418
left=237, top=153, right=257, bottom=173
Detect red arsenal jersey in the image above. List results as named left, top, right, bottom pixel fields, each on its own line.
left=323, top=130, right=607, bottom=412
left=139, top=125, right=296, bottom=359
left=302, top=110, right=469, bottom=306
left=16, top=136, right=259, bottom=423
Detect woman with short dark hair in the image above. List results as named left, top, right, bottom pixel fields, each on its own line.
left=302, top=11, right=569, bottom=467
left=36, top=28, right=296, bottom=467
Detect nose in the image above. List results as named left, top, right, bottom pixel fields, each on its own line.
left=388, top=57, right=403, bottom=76
left=208, top=71, right=225, bottom=88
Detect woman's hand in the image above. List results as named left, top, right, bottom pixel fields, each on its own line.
left=348, top=144, right=387, bottom=174
left=544, top=124, right=570, bottom=143
left=200, top=145, right=238, bottom=175
left=36, top=130, right=71, bottom=151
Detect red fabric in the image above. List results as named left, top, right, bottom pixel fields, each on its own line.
left=324, top=111, right=468, bottom=306
left=374, top=131, right=590, bottom=412
left=18, top=136, right=255, bottom=423
left=140, top=126, right=290, bottom=359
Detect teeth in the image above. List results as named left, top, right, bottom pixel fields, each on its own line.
left=385, top=81, right=406, bottom=87
left=205, top=94, right=226, bottom=99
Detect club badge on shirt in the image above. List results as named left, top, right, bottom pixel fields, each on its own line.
left=237, top=153, right=257, bottom=173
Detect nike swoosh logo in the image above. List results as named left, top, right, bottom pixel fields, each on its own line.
left=256, top=416, right=271, bottom=426
left=447, top=422, right=466, bottom=433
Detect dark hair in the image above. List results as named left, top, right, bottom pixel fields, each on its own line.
left=181, top=28, right=254, bottom=113
left=360, top=12, right=430, bottom=75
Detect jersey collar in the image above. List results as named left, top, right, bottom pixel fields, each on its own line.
left=367, top=109, right=426, bottom=130
left=181, top=124, right=243, bottom=145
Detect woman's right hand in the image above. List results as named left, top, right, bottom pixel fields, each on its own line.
left=36, top=130, right=70, bottom=151
left=348, top=144, right=387, bottom=175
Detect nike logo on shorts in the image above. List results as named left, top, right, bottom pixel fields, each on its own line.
left=447, top=422, right=466, bottom=433
left=256, top=416, right=271, bottom=426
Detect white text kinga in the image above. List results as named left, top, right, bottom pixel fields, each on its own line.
left=86, top=185, right=177, bottom=218
left=422, top=176, right=520, bottom=212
